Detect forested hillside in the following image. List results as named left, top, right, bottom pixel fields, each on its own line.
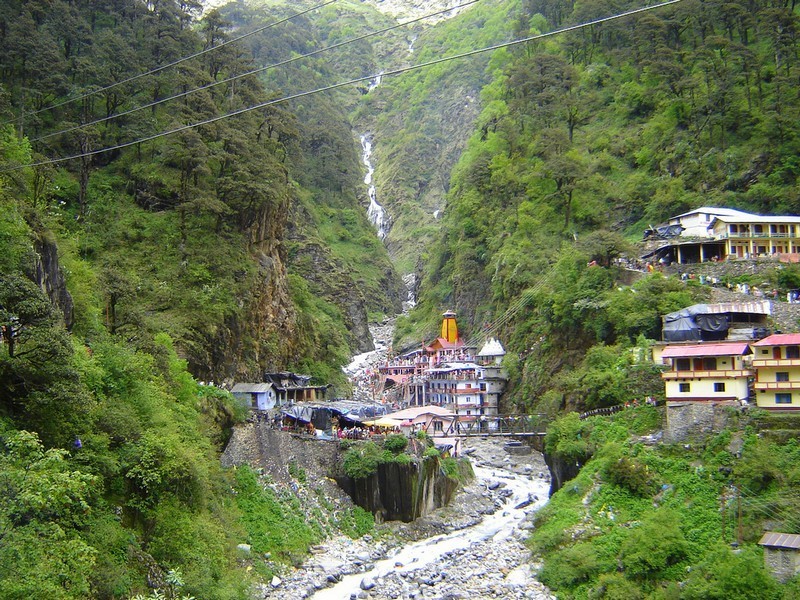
left=0, top=0, right=393, bottom=596
left=399, top=0, right=800, bottom=411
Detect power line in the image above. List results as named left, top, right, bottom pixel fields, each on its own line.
left=1, top=0, right=341, bottom=129
left=30, top=0, right=482, bottom=144
left=0, top=0, right=685, bottom=174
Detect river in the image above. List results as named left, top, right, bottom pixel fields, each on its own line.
left=311, top=442, right=554, bottom=599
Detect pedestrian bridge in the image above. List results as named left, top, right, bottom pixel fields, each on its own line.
left=430, top=414, right=549, bottom=438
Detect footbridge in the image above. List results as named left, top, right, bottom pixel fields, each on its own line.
left=428, top=414, right=550, bottom=438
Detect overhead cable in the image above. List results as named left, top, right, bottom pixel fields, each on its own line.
left=0, top=0, right=685, bottom=173
left=30, top=0, right=481, bottom=143
left=1, top=0, right=341, bottom=128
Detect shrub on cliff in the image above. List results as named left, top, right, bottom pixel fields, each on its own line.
left=342, top=442, right=384, bottom=479
left=384, top=434, right=408, bottom=453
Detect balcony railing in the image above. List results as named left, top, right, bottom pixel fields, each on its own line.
left=662, top=369, right=753, bottom=379
left=752, top=359, right=800, bottom=368
left=756, top=381, right=800, bottom=390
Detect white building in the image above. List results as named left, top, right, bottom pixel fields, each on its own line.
left=231, top=382, right=277, bottom=410
left=668, top=206, right=758, bottom=238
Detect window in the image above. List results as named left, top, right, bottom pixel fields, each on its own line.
left=714, top=382, right=726, bottom=392
left=776, top=393, right=793, bottom=404
left=703, top=357, right=718, bottom=370
left=777, top=372, right=790, bottom=382
left=679, top=383, right=691, bottom=393
left=787, top=346, right=800, bottom=359
left=676, top=358, right=691, bottom=371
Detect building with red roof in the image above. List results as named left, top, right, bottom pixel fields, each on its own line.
left=752, top=334, right=800, bottom=410
left=659, top=341, right=753, bottom=403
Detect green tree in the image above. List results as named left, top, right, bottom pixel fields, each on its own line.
left=0, top=429, right=98, bottom=599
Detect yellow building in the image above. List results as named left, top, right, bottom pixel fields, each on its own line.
left=707, top=215, right=800, bottom=259
left=660, top=342, right=753, bottom=403
left=752, top=333, right=800, bottom=411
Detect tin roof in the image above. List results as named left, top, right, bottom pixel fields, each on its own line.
left=231, top=383, right=274, bottom=393
left=759, top=532, right=800, bottom=549
left=673, top=207, right=759, bottom=220
left=754, top=333, right=800, bottom=346
left=660, top=343, right=751, bottom=358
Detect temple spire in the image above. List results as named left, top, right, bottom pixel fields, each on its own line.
left=440, top=310, right=459, bottom=343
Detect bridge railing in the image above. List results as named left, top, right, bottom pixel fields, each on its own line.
left=435, top=414, right=549, bottom=437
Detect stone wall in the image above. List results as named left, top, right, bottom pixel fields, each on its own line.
left=664, top=401, right=735, bottom=443
left=763, top=547, right=800, bottom=583
left=221, top=422, right=341, bottom=485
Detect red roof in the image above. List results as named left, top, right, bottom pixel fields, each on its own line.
left=754, top=333, right=800, bottom=346
left=660, top=343, right=751, bottom=358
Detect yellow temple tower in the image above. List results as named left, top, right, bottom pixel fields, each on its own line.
left=440, top=310, right=459, bottom=344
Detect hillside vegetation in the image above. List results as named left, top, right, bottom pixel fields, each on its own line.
left=535, top=408, right=800, bottom=599
left=0, top=0, right=395, bottom=596
left=399, top=0, right=800, bottom=410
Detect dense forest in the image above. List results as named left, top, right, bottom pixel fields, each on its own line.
left=3, top=0, right=800, bottom=597
left=395, top=0, right=800, bottom=413
left=0, top=0, right=389, bottom=597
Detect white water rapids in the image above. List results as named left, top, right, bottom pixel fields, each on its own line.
left=312, top=464, right=551, bottom=599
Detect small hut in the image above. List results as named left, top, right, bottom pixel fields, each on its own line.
left=759, top=531, right=800, bottom=582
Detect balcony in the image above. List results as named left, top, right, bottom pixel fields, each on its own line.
left=662, top=369, right=753, bottom=379
left=756, top=381, right=800, bottom=390
left=717, top=232, right=793, bottom=239
left=752, top=359, right=800, bottom=368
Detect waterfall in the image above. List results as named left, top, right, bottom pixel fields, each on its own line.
left=360, top=134, right=390, bottom=240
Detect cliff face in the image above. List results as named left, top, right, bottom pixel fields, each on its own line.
left=30, top=235, right=73, bottom=330
left=336, top=457, right=459, bottom=522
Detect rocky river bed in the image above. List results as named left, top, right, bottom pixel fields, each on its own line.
left=256, top=437, right=555, bottom=600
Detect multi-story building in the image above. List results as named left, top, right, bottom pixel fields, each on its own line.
left=667, top=206, right=758, bottom=238
left=752, top=333, right=800, bottom=411
left=659, top=342, right=753, bottom=403
left=707, top=215, right=800, bottom=259
left=376, top=313, right=507, bottom=413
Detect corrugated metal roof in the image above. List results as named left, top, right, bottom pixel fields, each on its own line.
left=759, top=532, right=800, bottom=549
left=673, top=207, right=759, bottom=220
left=231, top=383, right=273, bottom=393
left=754, top=333, right=800, bottom=346
left=661, top=343, right=751, bottom=358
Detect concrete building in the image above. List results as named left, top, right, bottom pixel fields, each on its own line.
left=752, top=333, right=800, bottom=411
left=759, top=532, right=800, bottom=582
left=659, top=342, right=753, bottom=403
left=708, top=215, right=800, bottom=259
left=231, top=382, right=277, bottom=411
left=668, top=206, right=758, bottom=238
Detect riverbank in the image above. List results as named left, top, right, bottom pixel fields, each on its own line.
left=256, top=437, right=554, bottom=599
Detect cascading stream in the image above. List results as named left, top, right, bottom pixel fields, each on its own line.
left=360, top=133, right=390, bottom=240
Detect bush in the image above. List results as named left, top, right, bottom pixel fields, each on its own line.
left=342, top=442, right=384, bottom=479
left=681, top=545, right=780, bottom=599
left=590, top=572, right=643, bottom=600
left=603, top=452, right=654, bottom=497
left=538, top=542, right=601, bottom=589
left=620, top=509, right=688, bottom=580
left=336, top=506, right=374, bottom=539
left=384, top=434, right=409, bottom=454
